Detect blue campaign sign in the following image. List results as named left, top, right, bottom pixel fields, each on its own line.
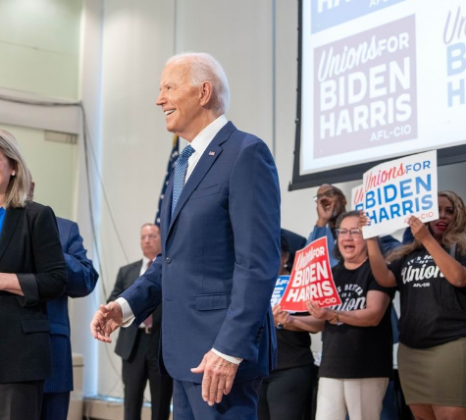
left=362, top=150, right=438, bottom=238
left=311, top=0, right=407, bottom=34
left=271, top=275, right=290, bottom=307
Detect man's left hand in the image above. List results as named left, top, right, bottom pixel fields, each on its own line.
left=191, top=350, right=239, bottom=406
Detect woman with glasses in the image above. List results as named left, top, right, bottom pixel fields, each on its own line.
left=275, top=210, right=395, bottom=420
left=362, top=191, right=466, bottom=420
left=307, top=184, right=400, bottom=268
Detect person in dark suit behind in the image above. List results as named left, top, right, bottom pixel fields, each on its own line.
left=91, top=52, right=281, bottom=420
left=0, top=128, right=68, bottom=420
left=27, top=180, right=99, bottom=420
left=40, top=217, right=99, bottom=420
left=107, top=223, right=173, bottom=420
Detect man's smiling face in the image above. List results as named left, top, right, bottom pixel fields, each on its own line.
left=156, top=61, right=204, bottom=141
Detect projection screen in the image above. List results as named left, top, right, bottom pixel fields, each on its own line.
left=291, top=0, right=466, bottom=190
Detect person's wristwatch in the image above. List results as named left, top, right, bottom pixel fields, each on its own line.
left=277, top=322, right=285, bottom=330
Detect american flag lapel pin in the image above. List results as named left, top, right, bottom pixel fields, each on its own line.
left=209, top=151, right=215, bottom=156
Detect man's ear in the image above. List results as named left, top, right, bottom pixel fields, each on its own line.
left=199, top=81, right=213, bottom=107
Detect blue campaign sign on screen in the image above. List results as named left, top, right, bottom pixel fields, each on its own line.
left=311, top=0, right=407, bottom=34
left=271, top=275, right=290, bottom=307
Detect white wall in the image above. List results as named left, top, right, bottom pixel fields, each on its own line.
left=69, top=0, right=105, bottom=396
left=0, top=0, right=82, bottom=99
left=0, top=123, right=79, bottom=219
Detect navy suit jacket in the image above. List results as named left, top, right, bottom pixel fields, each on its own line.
left=44, top=217, right=98, bottom=393
left=121, top=122, right=281, bottom=383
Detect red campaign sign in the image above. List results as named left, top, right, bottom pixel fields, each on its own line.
left=279, top=237, right=341, bottom=312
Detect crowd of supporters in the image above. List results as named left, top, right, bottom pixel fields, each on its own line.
left=259, top=184, right=466, bottom=420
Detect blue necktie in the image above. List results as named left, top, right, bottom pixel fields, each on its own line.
left=172, top=144, right=195, bottom=217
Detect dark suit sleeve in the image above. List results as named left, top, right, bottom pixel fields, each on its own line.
left=17, top=206, right=68, bottom=306
left=62, top=221, right=99, bottom=298
left=213, top=140, right=281, bottom=362
left=121, top=257, right=163, bottom=325
left=107, top=266, right=128, bottom=303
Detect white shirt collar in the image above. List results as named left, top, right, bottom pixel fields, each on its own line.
left=141, top=255, right=156, bottom=275
left=189, top=115, right=228, bottom=156
left=142, top=255, right=151, bottom=264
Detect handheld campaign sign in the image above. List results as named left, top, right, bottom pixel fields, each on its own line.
left=351, top=184, right=364, bottom=211
left=271, top=275, right=290, bottom=307
left=280, top=237, right=341, bottom=312
left=362, top=150, right=438, bottom=238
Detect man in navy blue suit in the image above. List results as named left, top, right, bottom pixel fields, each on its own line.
left=28, top=182, right=99, bottom=420
left=91, top=52, right=281, bottom=419
left=41, top=217, right=99, bottom=420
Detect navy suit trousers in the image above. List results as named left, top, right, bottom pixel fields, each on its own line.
left=173, top=378, right=262, bottom=420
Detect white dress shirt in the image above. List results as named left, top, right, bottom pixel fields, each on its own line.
left=116, top=115, right=242, bottom=365
left=184, top=114, right=228, bottom=182
left=138, top=256, right=153, bottom=329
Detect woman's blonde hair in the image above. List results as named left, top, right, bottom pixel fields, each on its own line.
left=386, top=190, right=466, bottom=262
left=0, top=128, right=31, bottom=208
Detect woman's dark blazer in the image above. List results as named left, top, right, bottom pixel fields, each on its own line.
left=0, top=201, right=67, bottom=383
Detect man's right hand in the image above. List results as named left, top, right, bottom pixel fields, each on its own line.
left=90, top=301, right=123, bottom=343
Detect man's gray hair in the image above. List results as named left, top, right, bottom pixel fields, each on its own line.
left=141, top=222, right=157, bottom=230
left=167, top=52, right=230, bottom=115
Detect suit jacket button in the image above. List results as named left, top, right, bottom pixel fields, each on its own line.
left=165, top=257, right=172, bottom=264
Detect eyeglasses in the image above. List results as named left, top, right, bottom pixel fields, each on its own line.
left=336, top=228, right=362, bottom=237
left=314, top=189, right=340, bottom=202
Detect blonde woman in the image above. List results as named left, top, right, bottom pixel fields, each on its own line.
left=0, top=129, right=67, bottom=420
left=363, top=191, right=466, bottom=420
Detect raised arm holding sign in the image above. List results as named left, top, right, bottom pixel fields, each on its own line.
left=363, top=191, right=466, bottom=419
left=361, top=150, right=438, bottom=238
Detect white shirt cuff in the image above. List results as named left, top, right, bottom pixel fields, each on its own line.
left=115, top=297, right=136, bottom=327
left=212, top=348, right=243, bottom=365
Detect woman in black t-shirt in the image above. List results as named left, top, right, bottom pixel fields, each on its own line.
left=275, top=211, right=394, bottom=420
left=258, top=235, right=318, bottom=420
left=363, top=190, right=466, bottom=420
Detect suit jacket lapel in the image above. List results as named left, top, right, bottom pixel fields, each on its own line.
left=168, top=122, right=236, bottom=235
left=0, top=207, right=21, bottom=263
left=129, top=260, right=143, bottom=286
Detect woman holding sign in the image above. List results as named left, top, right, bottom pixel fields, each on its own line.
left=258, top=235, right=319, bottom=420
left=276, top=211, right=395, bottom=420
left=363, top=190, right=466, bottom=420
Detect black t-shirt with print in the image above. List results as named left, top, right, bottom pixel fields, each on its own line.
left=319, top=260, right=395, bottom=379
left=389, top=247, right=466, bottom=349
left=276, top=328, right=315, bottom=370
